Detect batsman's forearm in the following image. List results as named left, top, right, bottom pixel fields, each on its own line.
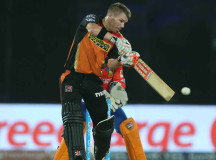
left=86, top=23, right=102, bottom=36
left=103, top=32, right=114, bottom=43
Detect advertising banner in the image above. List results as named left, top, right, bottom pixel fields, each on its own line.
left=0, top=104, right=215, bottom=152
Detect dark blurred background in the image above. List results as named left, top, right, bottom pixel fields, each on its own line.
left=1, top=0, right=216, bottom=104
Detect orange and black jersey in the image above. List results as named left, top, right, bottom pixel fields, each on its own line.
left=64, top=14, right=123, bottom=77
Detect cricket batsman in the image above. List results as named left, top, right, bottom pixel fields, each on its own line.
left=54, top=62, right=147, bottom=160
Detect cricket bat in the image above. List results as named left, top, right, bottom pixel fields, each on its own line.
left=134, top=58, right=175, bottom=101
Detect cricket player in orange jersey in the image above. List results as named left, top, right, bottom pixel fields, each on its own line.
left=57, top=2, right=140, bottom=160
left=54, top=62, right=147, bottom=160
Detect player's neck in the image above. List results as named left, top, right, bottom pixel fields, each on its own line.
left=102, top=17, right=110, bottom=32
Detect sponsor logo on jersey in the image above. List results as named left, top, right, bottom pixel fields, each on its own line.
left=65, top=85, right=72, bottom=92
left=101, top=78, right=112, bottom=84
left=88, top=33, right=111, bottom=52
left=95, top=91, right=105, bottom=97
left=86, top=14, right=96, bottom=22
left=86, top=18, right=95, bottom=22
left=75, top=150, right=81, bottom=156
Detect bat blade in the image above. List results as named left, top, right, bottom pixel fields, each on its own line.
left=134, top=58, right=175, bottom=101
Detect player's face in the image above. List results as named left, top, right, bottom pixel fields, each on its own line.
left=108, top=12, right=128, bottom=32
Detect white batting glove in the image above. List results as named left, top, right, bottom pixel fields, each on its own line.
left=120, top=51, right=140, bottom=67
left=110, top=82, right=128, bottom=108
left=103, top=90, right=119, bottom=112
left=110, top=36, right=132, bottom=57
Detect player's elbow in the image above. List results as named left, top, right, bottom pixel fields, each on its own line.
left=86, top=23, right=101, bottom=36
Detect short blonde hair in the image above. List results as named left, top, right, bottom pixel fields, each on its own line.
left=108, top=2, right=131, bottom=19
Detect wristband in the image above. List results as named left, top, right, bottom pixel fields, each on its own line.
left=110, top=36, right=118, bottom=44
left=97, top=27, right=107, bottom=39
